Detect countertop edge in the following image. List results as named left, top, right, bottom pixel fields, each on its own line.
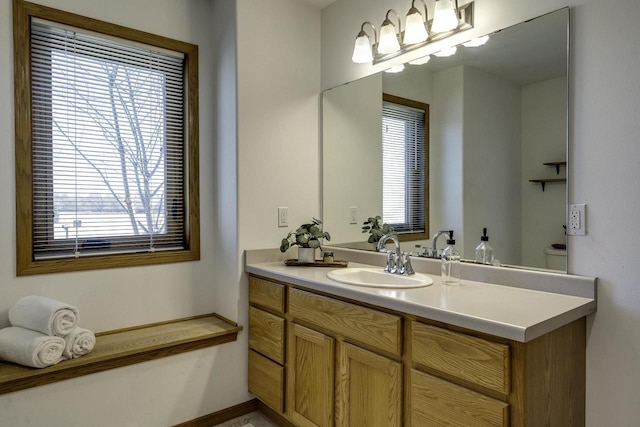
left=245, top=262, right=596, bottom=343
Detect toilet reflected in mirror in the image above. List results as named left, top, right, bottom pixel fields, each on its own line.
left=544, top=246, right=567, bottom=271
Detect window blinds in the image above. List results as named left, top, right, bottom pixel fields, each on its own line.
left=30, top=20, right=186, bottom=259
left=382, top=101, right=426, bottom=234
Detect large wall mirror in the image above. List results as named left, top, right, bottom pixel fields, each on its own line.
left=322, top=8, right=569, bottom=272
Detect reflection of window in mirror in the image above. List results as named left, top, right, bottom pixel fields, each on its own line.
left=382, top=94, right=429, bottom=241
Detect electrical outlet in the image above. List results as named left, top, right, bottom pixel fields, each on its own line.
left=278, top=207, right=288, bottom=228
left=349, top=206, right=358, bottom=224
left=568, top=203, right=586, bottom=235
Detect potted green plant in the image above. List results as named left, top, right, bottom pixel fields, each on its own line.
left=280, top=218, right=331, bottom=263
left=362, top=216, right=395, bottom=244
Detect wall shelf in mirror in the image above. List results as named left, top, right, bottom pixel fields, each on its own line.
left=543, top=161, right=567, bottom=175
left=529, top=178, right=566, bottom=192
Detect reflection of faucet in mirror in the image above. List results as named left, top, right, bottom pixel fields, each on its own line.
left=431, top=230, right=451, bottom=259
left=377, top=233, right=415, bottom=275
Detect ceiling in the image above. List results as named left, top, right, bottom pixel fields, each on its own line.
left=411, top=9, right=568, bottom=85
left=298, top=0, right=336, bottom=9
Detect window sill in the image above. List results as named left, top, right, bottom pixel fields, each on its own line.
left=0, top=314, right=242, bottom=395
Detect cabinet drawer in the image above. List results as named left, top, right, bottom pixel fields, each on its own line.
left=249, top=307, right=285, bottom=364
left=248, top=350, right=284, bottom=413
left=289, top=288, right=401, bottom=356
left=412, top=322, right=510, bottom=395
left=249, top=276, right=285, bottom=313
left=411, top=369, right=509, bottom=426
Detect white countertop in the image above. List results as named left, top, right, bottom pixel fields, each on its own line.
left=245, top=260, right=597, bottom=343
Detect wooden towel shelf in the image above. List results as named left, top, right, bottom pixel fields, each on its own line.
left=0, top=313, right=242, bottom=395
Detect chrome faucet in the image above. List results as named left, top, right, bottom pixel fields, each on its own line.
left=377, top=233, right=414, bottom=275
left=431, top=230, right=451, bottom=258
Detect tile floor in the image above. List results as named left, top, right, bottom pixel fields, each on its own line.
left=212, top=411, right=278, bottom=427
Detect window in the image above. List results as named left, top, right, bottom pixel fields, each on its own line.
left=382, top=94, right=429, bottom=240
left=14, top=1, right=200, bottom=275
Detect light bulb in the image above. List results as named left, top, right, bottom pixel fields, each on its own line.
left=431, top=0, right=459, bottom=33
left=352, top=31, right=373, bottom=63
left=378, top=20, right=401, bottom=54
left=403, top=8, right=428, bottom=45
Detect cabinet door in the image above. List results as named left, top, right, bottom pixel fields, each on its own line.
left=335, top=342, right=402, bottom=427
left=287, top=323, right=335, bottom=427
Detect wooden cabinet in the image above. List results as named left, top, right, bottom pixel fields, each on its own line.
left=286, top=289, right=402, bottom=427
left=248, top=350, right=284, bottom=412
left=247, top=274, right=586, bottom=426
left=287, top=323, right=335, bottom=427
left=411, top=369, right=509, bottom=426
left=289, top=288, right=402, bottom=356
left=249, top=306, right=285, bottom=364
left=335, top=341, right=402, bottom=427
left=411, top=321, right=511, bottom=426
left=412, top=321, right=510, bottom=396
left=248, top=277, right=287, bottom=412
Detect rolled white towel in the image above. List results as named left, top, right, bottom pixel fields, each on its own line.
left=0, top=326, right=65, bottom=368
left=9, top=296, right=79, bottom=337
left=63, top=327, right=96, bottom=359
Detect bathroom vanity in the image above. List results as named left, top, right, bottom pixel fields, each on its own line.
left=245, top=250, right=596, bottom=426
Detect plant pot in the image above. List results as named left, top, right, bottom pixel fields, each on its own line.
left=297, top=247, right=316, bottom=263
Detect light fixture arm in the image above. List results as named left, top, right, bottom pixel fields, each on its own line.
left=453, top=0, right=461, bottom=19
left=383, top=9, right=402, bottom=35
left=411, top=0, right=429, bottom=24
left=359, top=21, right=378, bottom=45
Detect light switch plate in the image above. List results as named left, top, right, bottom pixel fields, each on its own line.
left=349, top=206, right=358, bottom=224
left=278, top=207, right=288, bottom=228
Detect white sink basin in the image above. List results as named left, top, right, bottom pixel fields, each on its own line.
left=327, top=267, right=434, bottom=289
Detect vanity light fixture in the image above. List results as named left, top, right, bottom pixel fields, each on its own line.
left=378, top=9, right=402, bottom=54
left=403, top=0, right=429, bottom=45
left=352, top=21, right=378, bottom=63
left=351, top=0, right=474, bottom=65
left=433, top=46, right=458, bottom=57
left=431, top=0, right=460, bottom=33
left=462, top=34, right=489, bottom=47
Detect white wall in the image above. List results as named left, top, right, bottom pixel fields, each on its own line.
left=322, top=0, right=640, bottom=424
left=521, top=77, right=568, bottom=268
left=0, top=0, right=253, bottom=425
left=382, top=65, right=434, bottom=103
left=463, top=67, right=522, bottom=265
left=237, top=0, right=321, bottom=254
left=323, top=73, right=382, bottom=245
left=1, top=0, right=321, bottom=424
left=431, top=67, right=464, bottom=252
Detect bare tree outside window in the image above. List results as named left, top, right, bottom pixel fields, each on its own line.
left=51, top=50, right=169, bottom=241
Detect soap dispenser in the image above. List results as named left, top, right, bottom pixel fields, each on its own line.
left=441, top=230, right=461, bottom=285
left=475, top=228, right=494, bottom=265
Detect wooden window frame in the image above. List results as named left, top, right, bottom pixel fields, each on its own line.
left=13, top=0, right=200, bottom=275
left=382, top=93, right=429, bottom=242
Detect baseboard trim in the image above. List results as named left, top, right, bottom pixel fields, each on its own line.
left=174, top=399, right=259, bottom=427
left=258, top=401, right=296, bottom=427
